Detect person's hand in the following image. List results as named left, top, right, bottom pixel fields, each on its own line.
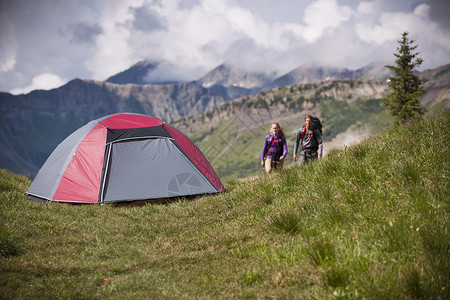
left=279, top=156, right=284, bottom=161
left=318, top=155, right=322, bottom=159
left=261, top=160, right=264, bottom=167
left=293, top=155, right=297, bottom=161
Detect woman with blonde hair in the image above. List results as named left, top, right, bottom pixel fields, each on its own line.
left=261, top=122, right=287, bottom=174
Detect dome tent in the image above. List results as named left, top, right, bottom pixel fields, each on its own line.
left=27, top=113, right=224, bottom=204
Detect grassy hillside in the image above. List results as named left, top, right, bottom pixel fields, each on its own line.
left=1, top=111, right=449, bottom=299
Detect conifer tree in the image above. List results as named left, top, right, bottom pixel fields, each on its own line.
left=383, top=32, right=426, bottom=124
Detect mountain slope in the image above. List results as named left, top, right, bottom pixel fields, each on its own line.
left=192, top=63, right=275, bottom=100
left=196, top=63, right=274, bottom=89
left=0, top=79, right=119, bottom=175
left=106, top=60, right=160, bottom=84
left=419, top=64, right=450, bottom=110
left=267, top=62, right=392, bottom=90
left=270, top=65, right=355, bottom=87
left=420, top=63, right=450, bottom=89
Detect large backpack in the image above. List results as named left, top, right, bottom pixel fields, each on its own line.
left=312, top=116, right=322, bottom=135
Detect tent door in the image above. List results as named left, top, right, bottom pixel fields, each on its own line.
left=101, top=138, right=215, bottom=203
left=98, top=143, right=112, bottom=203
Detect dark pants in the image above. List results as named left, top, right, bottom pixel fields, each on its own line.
left=299, top=151, right=318, bottom=165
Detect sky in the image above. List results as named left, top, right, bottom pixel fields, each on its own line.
left=1, top=0, right=450, bottom=95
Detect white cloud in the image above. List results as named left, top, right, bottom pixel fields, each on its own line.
left=0, top=56, right=16, bottom=73
left=302, top=0, right=353, bottom=43
left=86, top=0, right=145, bottom=81
left=358, top=9, right=428, bottom=45
left=0, top=14, right=18, bottom=72
left=9, top=73, right=67, bottom=95
left=414, top=3, right=430, bottom=18
left=201, top=0, right=227, bottom=14
left=225, top=6, right=270, bottom=47
left=357, top=1, right=375, bottom=15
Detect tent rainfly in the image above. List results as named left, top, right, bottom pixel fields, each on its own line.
left=27, top=113, right=224, bottom=203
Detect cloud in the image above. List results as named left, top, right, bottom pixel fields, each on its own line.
left=414, top=3, right=430, bottom=18
left=224, top=6, right=271, bottom=47
left=9, top=73, right=67, bottom=95
left=68, top=22, right=103, bottom=44
left=130, top=5, right=168, bottom=32
left=355, top=4, right=446, bottom=46
left=0, top=0, right=108, bottom=92
left=133, top=0, right=356, bottom=75
left=301, top=0, right=353, bottom=43
left=0, top=56, right=16, bottom=73
left=429, top=0, right=450, bottom=30
left=0, top=5, right=18, bottom=73
left=1, top=0, right=450, bottom=93
left=86, top=0, right=144, bottom=81
left=357, top=1, right=376, bottom=15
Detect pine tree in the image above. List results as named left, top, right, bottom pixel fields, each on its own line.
left=382, top=32, right=426, bottom=124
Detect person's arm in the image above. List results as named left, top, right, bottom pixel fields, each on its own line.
left=281, top=135, right=288, bottom=160
left=293, top=130, right=301, bottom=161
left=261, top=136, right=268, bottom=162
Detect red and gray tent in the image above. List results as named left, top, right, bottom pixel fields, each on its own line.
left=27, top=113, right=224, bottom=203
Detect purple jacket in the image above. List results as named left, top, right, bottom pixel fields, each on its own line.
left=261, top=133, right=288, bottom=161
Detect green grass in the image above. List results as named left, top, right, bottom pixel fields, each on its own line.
left=1, top=111, right=449, bottom=299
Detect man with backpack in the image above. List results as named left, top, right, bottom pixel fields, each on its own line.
left=293, top=115, right=323, bottom=165
left=261, top=122, right=288, bottom=174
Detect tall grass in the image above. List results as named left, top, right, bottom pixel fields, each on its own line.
left=0, top=111, right=449, bottom=299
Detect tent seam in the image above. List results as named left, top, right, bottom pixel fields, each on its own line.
left=106, top=136, right=174, bottom=145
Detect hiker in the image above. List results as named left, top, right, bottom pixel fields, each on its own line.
left=261, top=122, right=288, bottom=174
left=293, top=115, right=323, bottom=165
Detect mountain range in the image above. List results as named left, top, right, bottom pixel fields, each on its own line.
left=1, top=60, right=449, bottom=178
left=104, top=60, right=394, bottom=100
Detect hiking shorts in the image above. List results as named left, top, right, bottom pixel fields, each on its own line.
left=264, top=157, right=284, bottom=173
left=299, top=151, right=318, bottom=165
